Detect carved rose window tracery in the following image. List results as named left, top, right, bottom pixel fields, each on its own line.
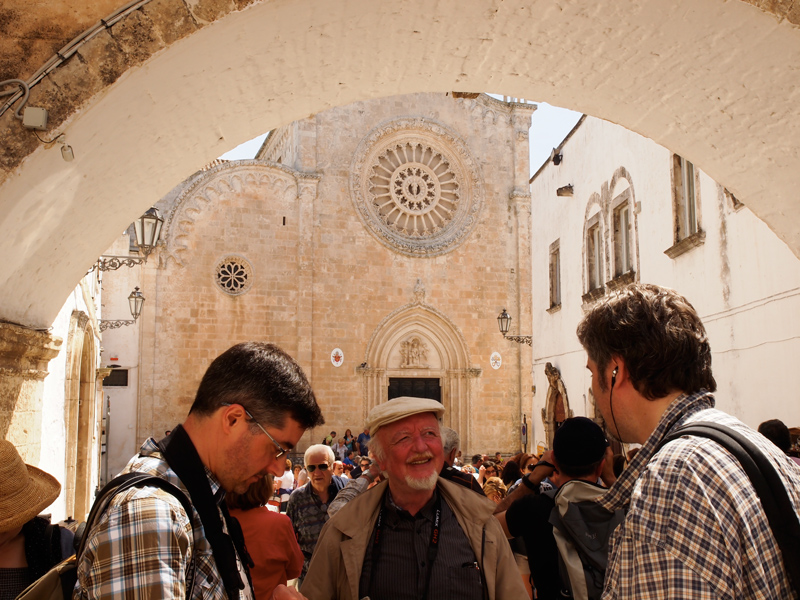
left=214, top=255, right=254, bottom=295
left=369, top=144, right=460, bottom=238
left=351, top=119, right=483, bottom=257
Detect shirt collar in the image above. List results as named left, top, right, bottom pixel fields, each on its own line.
left=597, top=389, right=715, bottom=511
left=205, top=466, right=224, bottom=503
left=383, top=488, right=439, bottom=526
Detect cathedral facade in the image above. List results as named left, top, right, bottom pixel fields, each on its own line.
left=102, top=93, right=535, bottom=474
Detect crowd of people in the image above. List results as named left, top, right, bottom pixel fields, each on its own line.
left=2, top=284, right=800, bottom=600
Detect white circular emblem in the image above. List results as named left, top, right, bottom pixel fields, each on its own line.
left=490, top=352, right=502, bottom=370
left=331, top=348, right=344, bottom=367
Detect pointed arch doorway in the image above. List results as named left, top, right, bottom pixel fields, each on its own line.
left=360, top=300, right=480, bottom=452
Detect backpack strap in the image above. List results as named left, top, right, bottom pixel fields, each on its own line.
left=659, top=421, right=800, bottom=593
left=76, top=472, right=197, bottom=599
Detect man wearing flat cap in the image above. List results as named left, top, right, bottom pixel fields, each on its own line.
left=301, top=397, right=526, bottom=600
left=494, top=417, right=618, bottom=599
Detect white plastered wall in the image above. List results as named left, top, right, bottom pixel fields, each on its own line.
left=530, top=116, right=800, bottom=450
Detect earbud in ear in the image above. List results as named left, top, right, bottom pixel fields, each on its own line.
left=611, top=367, right=618, bottom=387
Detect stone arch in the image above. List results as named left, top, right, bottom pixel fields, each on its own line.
left=360, top=299, right=479, bottom=452
left=540, top=362, right=573, bottom=449
left=63, top=311, right=97, bottom=520
left=3, top=0, right=800, bottom=329
left=161, top=160, right=301, bottom=268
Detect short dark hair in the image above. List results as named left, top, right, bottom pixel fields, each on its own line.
left=577, top=283, right=716, bottom=400
left=225, top=474, right=273, bottom=510
left=189, top=342, right=324, bottom=429
left=758, top=419, right=792, bottom=453
left=471, top=454, right=482, bottom=465
left=553, top=417, right=608, bottom=478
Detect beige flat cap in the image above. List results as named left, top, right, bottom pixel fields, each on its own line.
left=366, top=396, right=445, bottom=436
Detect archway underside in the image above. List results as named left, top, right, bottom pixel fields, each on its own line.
left=2, top=0, right=800, bottom=328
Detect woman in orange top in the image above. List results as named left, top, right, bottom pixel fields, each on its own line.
left=226, top=475, right=304, bottom=599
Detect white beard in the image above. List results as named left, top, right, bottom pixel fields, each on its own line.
left=404, top=470, right=439, bottom=490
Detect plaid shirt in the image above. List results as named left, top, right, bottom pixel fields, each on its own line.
left=74, top=438, right=252, bottom=600
left=597, top=391, right=800, bottom=599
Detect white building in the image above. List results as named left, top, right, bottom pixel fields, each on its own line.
left=530, top=115, right=800, bottom=452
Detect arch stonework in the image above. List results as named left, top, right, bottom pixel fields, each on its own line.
left=3, top=0, right=800, bottom=330
left=63, top=310, right=97, bottom=520
left=161, top=160, right=301, bottom=268
left=360, top=294, right=480, bottom=452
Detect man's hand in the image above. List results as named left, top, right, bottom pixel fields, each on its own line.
left=271, top=584, right=308, bottom=600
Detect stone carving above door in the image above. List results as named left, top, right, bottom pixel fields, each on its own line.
left=399, top=336, right=429, bottom=368
left=350, top=118, right=484, bottom=257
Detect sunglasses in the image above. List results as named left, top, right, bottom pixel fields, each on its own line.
left=306, top=463, right=329, bottom=473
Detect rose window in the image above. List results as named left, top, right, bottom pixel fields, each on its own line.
left=214, top=255, right=254, bottom=295
left=351, top=119, right=483, bottom=257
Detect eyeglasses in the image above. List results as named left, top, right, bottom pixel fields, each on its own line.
left=221, top=402, right=287, bottom=459
left=306, top=463, right=329, bottom=473
left=360, top=463, right=370, bottom=469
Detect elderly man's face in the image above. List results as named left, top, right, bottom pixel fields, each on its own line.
left=306, top=450, right=333, bottom=495
left=332, top=462, right=344, bottom=476
left=377, top=412, right=443, bottom=492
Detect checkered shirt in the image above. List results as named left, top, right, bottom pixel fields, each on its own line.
left=74, top=438, right=251, bottom=600
left=597, top=390, right=800, bottom=599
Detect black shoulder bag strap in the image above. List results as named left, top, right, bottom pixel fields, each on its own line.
left=658, top=421, right=800, bottom=593
left=74, top=471, right=197, bottom=599
left=157, top=425, right=248, bottom=600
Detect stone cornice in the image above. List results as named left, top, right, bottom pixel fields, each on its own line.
left=0, top=322, right=62, bottom=377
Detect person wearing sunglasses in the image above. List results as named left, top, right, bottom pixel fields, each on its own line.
left=286, top=444, right=347, bottom=586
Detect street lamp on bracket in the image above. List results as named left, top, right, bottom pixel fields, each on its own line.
left=91, top=207, right=164, bottom=272
left=497, top=308, right=532, bottom=346
left=99, top=287, right=145, bottom=332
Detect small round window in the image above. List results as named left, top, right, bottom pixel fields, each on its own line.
left=214, top=255, right=254, bottom=296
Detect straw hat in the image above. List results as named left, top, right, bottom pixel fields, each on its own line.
left=0, top=439, right=61, bottom=533
left=365, top=396, right=445, bottom=437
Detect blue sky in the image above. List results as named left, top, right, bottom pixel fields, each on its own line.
left=219, top=99, right=582, bottom=179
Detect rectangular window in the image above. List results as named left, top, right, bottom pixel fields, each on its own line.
left=587, top=223, right=601, bottom=291
left=549, top=240, right=561, bottom=308
left=613, top=202, right=631, bottom=277
left=103, top=369, right=129, bottom=387
left=674, top=155, right=698, bottom=240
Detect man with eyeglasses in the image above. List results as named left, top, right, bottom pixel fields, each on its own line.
left=76, top=342, right=324, bottom=600
left=286, top=444, right=347, bottom=586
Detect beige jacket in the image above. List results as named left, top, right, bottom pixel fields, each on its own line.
left=301, top=478, right=528, bottom=600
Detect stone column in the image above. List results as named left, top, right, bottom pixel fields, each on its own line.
left=0, top=322, right=62, bottom=463
left=510, top=101, right=535, bottom=455
left=295, top=173, right=321, bottom=379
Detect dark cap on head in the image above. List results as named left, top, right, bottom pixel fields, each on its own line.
left=553, top=417, right=608, bottom=468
